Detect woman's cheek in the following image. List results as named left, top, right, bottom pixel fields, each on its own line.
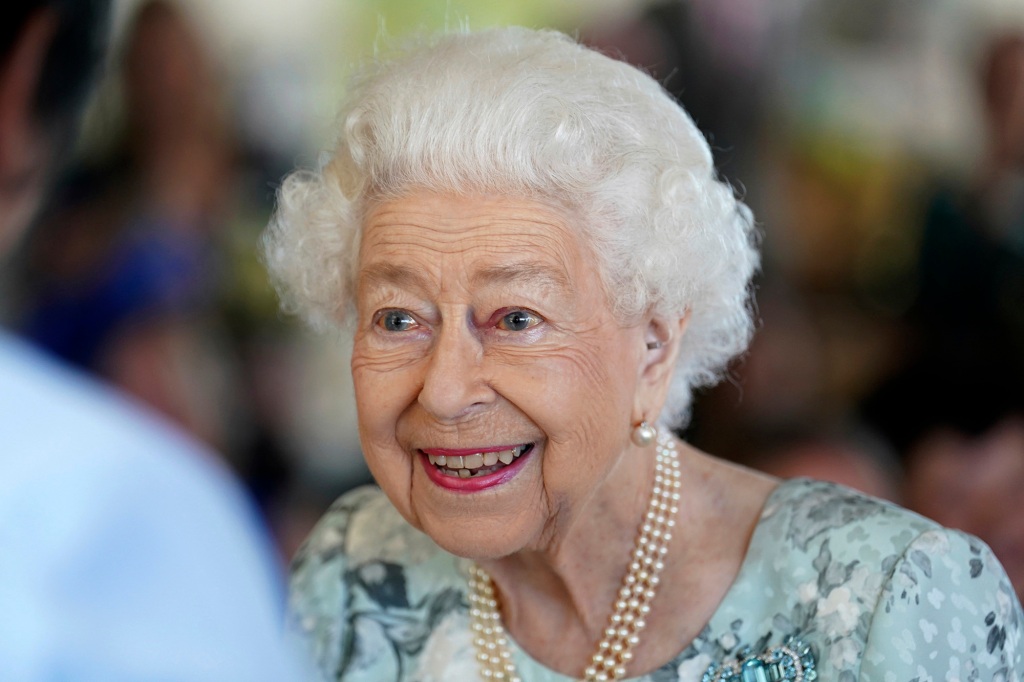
left=352, top=330, right=430, bottom=387
left=491, top=343, right=618, bottom=426
left=360, top=435, right=422, bottom=532
left=352, top=343, right=425, bottom=445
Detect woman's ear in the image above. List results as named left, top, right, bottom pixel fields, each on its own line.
left=633, top=312, right=689, bottom=422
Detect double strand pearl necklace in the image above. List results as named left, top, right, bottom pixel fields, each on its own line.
left=468, top=431, right=681, bottom=682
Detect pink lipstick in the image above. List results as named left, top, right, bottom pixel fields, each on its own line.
left=420, top=444, right=532, bottom=492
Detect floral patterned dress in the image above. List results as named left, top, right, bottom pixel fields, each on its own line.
left=288, top=479, right=1022, bottom=681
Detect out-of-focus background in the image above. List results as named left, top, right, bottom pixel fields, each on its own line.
left=3, top=0, right=1022, bottom=592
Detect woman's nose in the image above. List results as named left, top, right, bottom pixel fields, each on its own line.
left=417, top=323, right=494, bottom=422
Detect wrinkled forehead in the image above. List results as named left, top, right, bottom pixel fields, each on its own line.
left=356, top=191, right=593, bottom=285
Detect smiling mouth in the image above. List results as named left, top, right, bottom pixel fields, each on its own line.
left=424, top=444, right=532, bottom=479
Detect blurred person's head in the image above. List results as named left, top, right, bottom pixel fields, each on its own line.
left=981, top=33, right=1024, bottom=170
left=119, top=0, right=230, bottom=221
left=862, top=351, right=1024, bottom=595
left=121, top=1, right=221, bottom=147
left=748, top=429, right=902, bottom=502
left=905, top=416, right=1024, bottom=592
left=0, top=0, right=110, bottom=255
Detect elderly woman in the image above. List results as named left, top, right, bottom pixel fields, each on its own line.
left=264, top=27, right=1022, bottom=682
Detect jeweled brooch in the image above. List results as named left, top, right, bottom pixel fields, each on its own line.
left=702, top=636, right=817, bottom=682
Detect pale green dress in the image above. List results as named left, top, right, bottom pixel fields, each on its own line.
left=288, top=479, right=1022, bottom=681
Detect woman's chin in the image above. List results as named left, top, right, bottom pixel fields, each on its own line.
left=412, top=496, right=539, bottom=558
left=414, top=501, right=541, bottom=561
left=426, top=525, right=528, bottom=561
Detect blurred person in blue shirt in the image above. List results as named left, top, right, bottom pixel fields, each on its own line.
left=0, top=0, right=306, bottom=679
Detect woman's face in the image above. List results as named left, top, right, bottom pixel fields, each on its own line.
left=351, top=191, right=655, bottom=559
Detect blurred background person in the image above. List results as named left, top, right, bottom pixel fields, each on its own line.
left=19, top=0, right=246, bottom=471
left=11, top=0, right=310, bottom=543
left=0, top=0, right=306, bottom=678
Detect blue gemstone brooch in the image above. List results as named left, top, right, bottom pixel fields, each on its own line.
left=702, top=636, right=817, bottom=682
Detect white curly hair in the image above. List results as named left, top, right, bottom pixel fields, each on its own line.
left=262, top=26, right=759, bottom=426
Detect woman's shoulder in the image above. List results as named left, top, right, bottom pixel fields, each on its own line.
left=751, top=477, right=1012, bottom=603
left=745, top=477, right=1013, bottom=625
left=288, top=486, right=470, bottom=681
left=718, top=477, right=954, bottom=628
left=697, top=479, right=1022, bottom=680
left=758, top=477, right=941, bottom=560
left=290, top=485, right=459, bottom=589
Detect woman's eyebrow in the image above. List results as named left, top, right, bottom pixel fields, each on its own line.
left=358, top=260, right=573, bottom=298
left=470, top=262, right=572, bottom=293
left=358, top=262, right=431, bottom=292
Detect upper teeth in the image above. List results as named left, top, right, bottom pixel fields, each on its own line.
left=427, top=446, right=526, bottom=470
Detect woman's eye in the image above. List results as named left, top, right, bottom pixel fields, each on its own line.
left=496, top=310, right=541, bottom=332
left=377, top=310, right=417, bottom=332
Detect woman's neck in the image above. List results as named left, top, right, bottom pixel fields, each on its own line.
left=478, top=436, right=660, bottom=673
left=475, top=439, right=779, bottom=678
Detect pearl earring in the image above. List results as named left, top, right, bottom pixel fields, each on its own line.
left=631, top=420, right=657, bottom=447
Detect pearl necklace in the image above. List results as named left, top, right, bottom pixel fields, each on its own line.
left=468, top=432, right=681, bottom=682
